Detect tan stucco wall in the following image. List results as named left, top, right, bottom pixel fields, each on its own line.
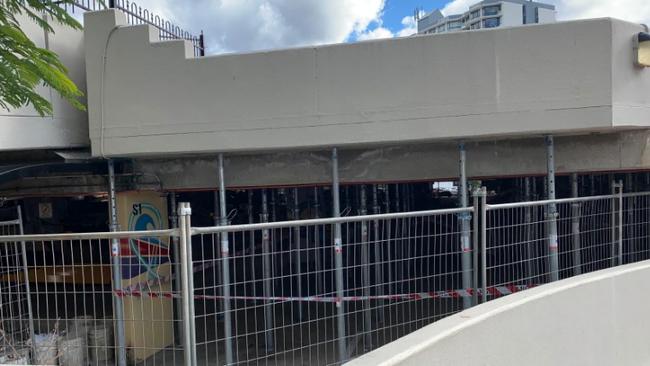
left=84, top=10, right=650, bottom=158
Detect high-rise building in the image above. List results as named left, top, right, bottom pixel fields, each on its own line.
left=417, top=0, right=556, bottom=35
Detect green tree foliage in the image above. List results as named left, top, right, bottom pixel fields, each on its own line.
left=0, top=0, right=85, bottom=116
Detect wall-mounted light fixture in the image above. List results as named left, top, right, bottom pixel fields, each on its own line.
left=634, top=32, right=650, bottom=67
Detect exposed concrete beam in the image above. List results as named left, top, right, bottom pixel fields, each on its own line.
left=134, top=131, right=650, bottom=190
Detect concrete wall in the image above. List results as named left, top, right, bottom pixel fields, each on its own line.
left=0, top=12, right=89, bottom=152
left=84, top=11, right=650, bottom=158
left=346, top=260, right=650, bottom=366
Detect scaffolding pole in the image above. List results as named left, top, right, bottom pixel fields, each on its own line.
left=332, top=148, right=348, bottom=362
left=313, top=187, right=323, bottom=294
left=359, top=185, right=372, bottom=349
left=293, top=188, right=304, bottom=321
left=571, top=173, right=582, bottom=276
left=261, top=189, right=274, bottom=351
left=458, top=143, right=472, bottom=309
left=107, top=160, right=127, bottom=366
left=546, top=136, right=559, bottom=282
left=218, top=154, right=234, bottom=365
left=169, top=193, right=183, bottom=346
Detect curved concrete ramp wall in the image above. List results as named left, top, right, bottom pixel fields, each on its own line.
left=347, top=261, right=650, bottom=366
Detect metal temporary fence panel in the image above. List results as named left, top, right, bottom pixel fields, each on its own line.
left=189, top=207, right=475, bottom=365
left=0, top=206, right=34, bottom=359
left=0, top=228, right=185, bottom=366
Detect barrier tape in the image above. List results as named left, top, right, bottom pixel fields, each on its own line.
left=114, top=284, right=536, bottom=303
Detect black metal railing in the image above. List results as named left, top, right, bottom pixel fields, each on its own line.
left=58, top=0, right=206, bottom=57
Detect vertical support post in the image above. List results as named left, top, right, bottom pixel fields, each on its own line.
left=16, top=206, right=35, bottom=358
left=372, top=185, right=383, bottom=314
left=545, top=136, right=560, bottom=282
left=293, top=188, right=304, bottom=321
left=617, top=181, right=624, bottom=265
left=218, top=154, right=234, bottom=365
left=625, top=175, right=635, bottom=262
left=458, top=143, right=472, bottom=309
left=471, top=193, right=479, bottom=306
left=178, top=202, right=197, bottom=366
left=248, top=191, right=255, bottom=292
left=313, top=187, right=322, bottom=294
left=570, top=173, right=582, bottom=275
left=107, top=160, right=127, bottom=366
left=479, top=187, right=488, bottom=303
left=523, top=177, right=535, bottom=282
left=384, top=184, right=392, bottom=297
left=169, top=194, right=184, bottom=345
left=332, top=148, right=348, bottom=362
left=359, top=185, right=372, bottom=349
left=261, top=189, right=274, bottom=351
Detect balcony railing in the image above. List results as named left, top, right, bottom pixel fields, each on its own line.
left=58, top=0, right=206, bottom=57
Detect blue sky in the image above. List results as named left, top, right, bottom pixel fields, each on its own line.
left=139, top=0, right=650, bottom=54
left=378, top=0, right=447, bottom=36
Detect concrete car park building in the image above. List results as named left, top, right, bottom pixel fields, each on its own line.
left=1, top=1, right=650, bottom=365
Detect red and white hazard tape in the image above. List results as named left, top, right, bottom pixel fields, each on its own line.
left=114, top=284, right=536, bottom=303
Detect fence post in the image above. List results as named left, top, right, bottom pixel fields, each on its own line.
left=218, top=154, right=235, bottom=365
left=524, top=177, right=536, bottom=283
left=332, top=147, right=348, bottom=362
left=471, top=191, right=479, bottom=306
left=570, top=173, right=582, bottom=276
left=372, top=185, right=383, bottom=323
left=107, top=160, right=127, bottom=366
left=178, top=202, right=197, bottom=366
left=479, top=187, right=488, bottom=303
left=16, top=206, right=35, bottom=358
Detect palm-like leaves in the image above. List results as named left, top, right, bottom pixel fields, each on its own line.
left=0, top=0, right=85, bottom=116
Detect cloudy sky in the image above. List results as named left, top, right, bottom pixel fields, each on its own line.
left=133, top=0, right=650, bottom=54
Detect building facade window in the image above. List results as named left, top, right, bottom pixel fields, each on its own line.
left=522, top=6, right=527, bottom=23
left=471, top=10, right=480, bottom=19
left=483, top=17, right=500, bottom=28
left=470, top=22, right=480, bottom=29
left=483, top=5, right=501, bottom=16
left=448, top=20, right=463, bottom=30
left=534, top=8, right=539, bottom=23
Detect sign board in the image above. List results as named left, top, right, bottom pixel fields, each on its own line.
left=635, top=32, right=650, bottom=67
left=38, top=202, right=53, bottom=219
left=115, top=191, right=173, bottom=362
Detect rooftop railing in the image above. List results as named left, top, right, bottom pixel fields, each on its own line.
left=58, top=0, right=206, bottom=57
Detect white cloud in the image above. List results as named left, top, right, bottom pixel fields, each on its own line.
left=441, top=0, right=475, bottom=16
left=441, top=0, right=650, bottom=24
left=357, top=26, right=393, bottom=41
left=397, top=15, right=418, bottom=37
left=549, top=0, right=650, bottom=24
left=134, top=0, right=386, bottom=54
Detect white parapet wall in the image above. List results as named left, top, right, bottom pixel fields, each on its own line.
left=83, top=10, right=650, bottom=158
left=346, top=260, right=650, bottom=366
